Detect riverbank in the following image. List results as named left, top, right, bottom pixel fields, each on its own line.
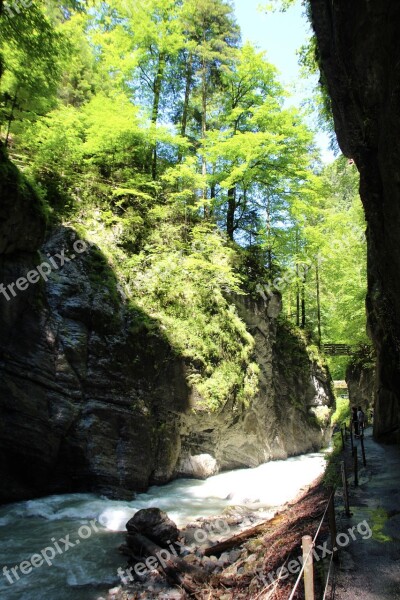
left=0, top=450, right=327, bottom=600
left=105, top=426, right=400, bottom=600
left=105, top=475, right=330, bottom=600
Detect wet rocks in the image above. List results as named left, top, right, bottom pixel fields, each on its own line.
left=177, top=454, right=218, bottom=479
left=126, top=508, right=180, bottom=547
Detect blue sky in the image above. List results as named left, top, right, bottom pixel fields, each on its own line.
left=233, top=0, right=335, bottom=162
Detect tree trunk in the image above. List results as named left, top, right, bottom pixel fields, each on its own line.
left=316, top=257, right=322, bottom=347
left=201, top=55, right=208, bottom=214
left=295, top=229, right=300, bottom=327
left=5, top=89, right=19, bottom=147
left=180, top=52, right=193, bottom=140
left=227, top=186, right=236, bottom=240
left=301, top=292, right=306, bottom=329
left=177, top=52, right=193, bottom=164
left=266, top=194, right=272, bottom=271
left=296, top=263, right=300, bottom=327
left=301, top=267, right=307, bottom=330
left=151, top=52, right=167, bottom=180
left=125, top=532, right=207, bottom=594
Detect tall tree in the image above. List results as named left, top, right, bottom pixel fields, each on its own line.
left=0, top=2, right=66, bottom=143
left=181, top=0, right=240, bottom=204
left=119, top=0, right=185, bottom=179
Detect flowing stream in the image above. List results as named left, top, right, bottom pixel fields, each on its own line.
left=0, top=451, right=327, bottom=600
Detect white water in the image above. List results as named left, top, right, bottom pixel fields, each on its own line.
left=0, top=451, right=326, bottom=600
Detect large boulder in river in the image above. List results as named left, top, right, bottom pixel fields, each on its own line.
left=177, top=453, right=218, bottom=479
left=126, top=508, right=180, bottom=546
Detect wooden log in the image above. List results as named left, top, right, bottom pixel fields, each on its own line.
left=203, top=488, right=326, bottom=557
left=126, top=532, right=208, bottom=596
left=203, top=515, right=285, bottom=556
left=203, top=525, right=263, bottom=556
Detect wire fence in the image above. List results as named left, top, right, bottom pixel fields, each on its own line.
left=287, top=490, right=334, bottom=600
left=258, top=422, right=366, bottom=600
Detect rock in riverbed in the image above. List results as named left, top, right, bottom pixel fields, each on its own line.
left=126, top=508, right=180, bottom=547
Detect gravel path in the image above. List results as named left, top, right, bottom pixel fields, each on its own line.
left=332, top=428, right=400, bottom=600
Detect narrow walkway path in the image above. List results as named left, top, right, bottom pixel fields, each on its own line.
left=333, top=428, right=400, bottom=599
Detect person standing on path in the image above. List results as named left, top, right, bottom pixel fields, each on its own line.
left=358, top=406, right=365, bottom=436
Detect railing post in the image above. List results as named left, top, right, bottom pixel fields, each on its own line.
left=328, top=490, right=339, bottom=563
left=341, top=427, right=345, bottom=451
left=360, top=435, right=367, bottom=467
left=353, top=447, right=359, bottom=486
left=302, top=535, right=315, bottom=600
left=341, top=461, right=351, bottom=516
left=344, top=423, right=348, bottom=440
left=350, top=421, right=354, bottom=452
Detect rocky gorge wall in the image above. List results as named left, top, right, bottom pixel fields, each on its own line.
left=177, top=294, right=333, bottom=480
left=309, top=0, right=400, bottom=442
left=0, top=151, right=334, bottom=503
left=346, top=363, right=375, bottom=417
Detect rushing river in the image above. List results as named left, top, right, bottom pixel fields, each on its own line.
left=0, top=451, right=326, bottom=600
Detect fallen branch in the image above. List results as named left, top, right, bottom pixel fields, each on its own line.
left=203, top=514, right=286, bottom=557
left=127, top=532, right=209, bottom=596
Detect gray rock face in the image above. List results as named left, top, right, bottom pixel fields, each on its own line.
left=178, top=454, right=219, bottom=479
left=0, top=155, right=45, bottom=255
left=309, top=0, right=400, bottom=441
left=0, top=154, right=334, bottom=503
left=0, top=220, right=190, bottom=502
left=346, top=362, right=375, bottom=416
left=177, top=294, right=333, bottom=475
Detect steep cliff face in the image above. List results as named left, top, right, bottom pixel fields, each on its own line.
left=345, top=347, right=376, bottom=416
left=178, top=295, right=333, bottom=479
left=309, top=0, right=400, bottom=441
left=0, top=152, right=333, bottom=503
left=0, top=222, right=191, bottom=502
left=346, top=364, right=375, bottom=416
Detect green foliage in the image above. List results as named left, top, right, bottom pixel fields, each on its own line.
left=276, top=318, right=311, bottom=370
left=273, top=156, right=368, bottom=380
left=331, top=397, right=350, bottom=427
left=323, top=433, right=343, bottom=489
left=348, top=343, right=375, bottom=371
left=327, top=357, right=351, bottom=381
left=0, top=1, right=68, bottom=138
left=3, top=0, right=369, bottom=414
left=0, top=154, right=50, bottom=224
left=125, top=220, right=259, bottom=411
left=71, top=197, right=259, bottom=411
